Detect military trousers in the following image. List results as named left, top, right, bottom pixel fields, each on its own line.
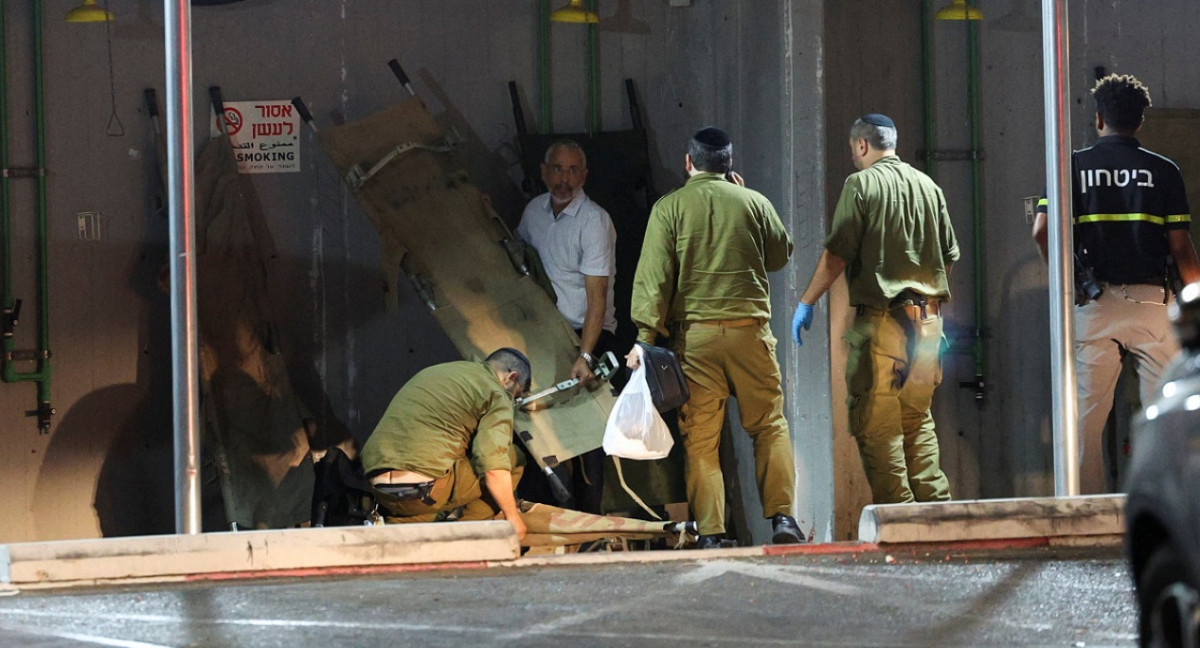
left=673, top=320, right=796, bottom=536
left=1075, top=283, right=1177, bottom=494
left=374, top=447, right=524, bottom=523
left=845, top=305, right=951, bottom=504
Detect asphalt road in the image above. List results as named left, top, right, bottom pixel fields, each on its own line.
left=0, top=545, right=1137, bottom=648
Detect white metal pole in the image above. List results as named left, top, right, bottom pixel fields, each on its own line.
left=165, top=0, right=202, bottom=533
left=1041, top=0, right=1079, bottom=496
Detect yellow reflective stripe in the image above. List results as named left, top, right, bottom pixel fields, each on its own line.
left=1076, top=213, right=1165, bottom=225
left=1037, top=198, right=1048, bottom=206
left=1167, top=214, right=1191, bottom=224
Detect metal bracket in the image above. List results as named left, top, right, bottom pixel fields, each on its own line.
left=516, top=351, right=619, bottom=410
left=2, top=299, right=19, bottom=338
left=25, top=401, right=54, bottom=434
left=2, top=166, right=46, bottom=178
left=409, top=274, right=437, bottom=311
left=916, top=149, right=985, bottom=162
left=344, top=140, right=453, bottom=192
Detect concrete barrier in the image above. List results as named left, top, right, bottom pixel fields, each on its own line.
left=858, top=495, right=1125, bottom=544
left=0, top=521, right=519, bottom=587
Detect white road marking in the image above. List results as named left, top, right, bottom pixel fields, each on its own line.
left=1, top=625, right=175, bottom=648
left=675, top=559, right=860, bottom=595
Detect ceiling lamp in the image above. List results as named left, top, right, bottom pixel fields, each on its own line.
left=65, top=0, right=113, bottom=22
left=935, top=0, right=983, bottom=21
left=550, top=0, right=599, bottom=24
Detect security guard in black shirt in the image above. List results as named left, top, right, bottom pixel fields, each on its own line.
left=1033, top=73, right=1200, bottom=494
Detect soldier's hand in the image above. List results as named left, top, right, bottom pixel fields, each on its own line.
left=570, top=356, right=596, bottom=383
left=792, top=302, right=814, bottom=346
left=507, top=511, right=527, bottom=540
left=725, top=170, right=745, bottom=187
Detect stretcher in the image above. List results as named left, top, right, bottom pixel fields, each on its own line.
left=293, top=62, right=616, bottom=505
left=517, top=502, right=696, bottom=552
left=175, top=86, right=315, bottom=529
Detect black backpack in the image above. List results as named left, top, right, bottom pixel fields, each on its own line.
left=637, top=342, right=690, bottom=412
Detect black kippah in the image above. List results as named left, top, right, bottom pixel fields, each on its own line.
left=692, top=126, right=731, bottom=149
left=860, top=113, right=895, bottom=129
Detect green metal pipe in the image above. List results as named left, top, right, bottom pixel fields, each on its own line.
left=33, top=0, right=51, bottom=412
left=0, top=0, right=53, bottom=432
left=0, top=0, right=10, bottom=327
left=967, top=15, right=986, bottom=392
left=920, top=0, right=937, bottom=180
left=585, top=0, right=599, bottom=134
left=538, top=0, right=551, bottom=133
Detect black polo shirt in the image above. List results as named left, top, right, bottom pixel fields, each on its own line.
left=1039, top=135, right=1191, bottom=285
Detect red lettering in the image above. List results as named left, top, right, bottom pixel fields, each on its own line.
left=254, top=104, right=294, bottom=118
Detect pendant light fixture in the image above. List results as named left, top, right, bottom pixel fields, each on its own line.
left=550, top=0, right=598, bottom=24
left=65, top=0, right=113, bottom=22
left=935, top=0, right=983, bottom=21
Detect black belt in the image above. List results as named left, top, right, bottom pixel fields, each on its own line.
left=857, top=290, right=940, bottom=319
left=374, top=480, right=436, bottom=506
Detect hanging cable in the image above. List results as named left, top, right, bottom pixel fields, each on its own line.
left=104, top=1, right=123, bottom=137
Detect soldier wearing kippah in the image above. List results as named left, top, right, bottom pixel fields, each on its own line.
left=794, top=114, right=959, bottom=505
left=629, top=127, right=804, bottom=548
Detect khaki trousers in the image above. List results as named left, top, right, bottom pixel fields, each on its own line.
left=673, top=321, right=796, bottom=535
left=374, top=446, right=524, bottom=523
left=1075, top=283, right=1177, bottom=494
left=845, top=307, right=951, bottom=504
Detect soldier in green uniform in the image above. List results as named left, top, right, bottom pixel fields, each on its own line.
left=361, top=348, right=532, bottom=539
left=629, top=127, right=803, bottom=548
left=793, top=114, right=958, bottom=505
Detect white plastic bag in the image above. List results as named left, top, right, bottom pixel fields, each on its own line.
left=603, top=345, right=674, bottom=460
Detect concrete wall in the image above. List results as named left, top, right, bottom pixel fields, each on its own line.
left=0, top=0, right=830, bottom=543
left=2, top=0, right=1194, bottom=544
left=820, top=0, right=1200, bottom=538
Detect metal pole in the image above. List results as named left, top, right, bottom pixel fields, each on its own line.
left=1041, top=0, right=1079, bottom=496
left=165, top=0, right=202, bottom=533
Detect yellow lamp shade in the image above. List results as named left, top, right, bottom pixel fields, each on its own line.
left=65, top=0, right=113, bottom=23
left=935, top=0, right=983, bottom=21
left=550, top=0, right=599, bottom=24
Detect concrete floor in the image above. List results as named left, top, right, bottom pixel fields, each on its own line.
left=0, top=544, right=1136, bottom=648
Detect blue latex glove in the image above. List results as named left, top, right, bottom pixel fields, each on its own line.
left=792, top=302, right=814, bottom=346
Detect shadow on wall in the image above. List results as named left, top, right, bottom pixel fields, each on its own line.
left=993, top=252, right=1054, bottom=498
left=31, top=383, right=174, bottom=540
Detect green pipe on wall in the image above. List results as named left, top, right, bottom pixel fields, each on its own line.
left=966, top=15, right=986, bottom=401
left=920, top=0, right=937, bottom=181
left=0, top=0, right=54, bottom=432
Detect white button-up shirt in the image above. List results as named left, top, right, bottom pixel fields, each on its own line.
left=518, top=191, right=617, bottom=333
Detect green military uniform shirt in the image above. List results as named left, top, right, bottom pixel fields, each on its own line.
left=361, top=361, right=515, bottom=479
left=632, top=172, right=793, bottom=344
left=825, top=155, right=960, bottom=309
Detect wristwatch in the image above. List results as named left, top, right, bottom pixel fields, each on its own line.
left=578, top=351, right=595, bottom=369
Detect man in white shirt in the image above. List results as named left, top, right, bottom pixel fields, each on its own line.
left=518, top=140, right=618, bottom=382
left=517, top=139, right=618, bottom=513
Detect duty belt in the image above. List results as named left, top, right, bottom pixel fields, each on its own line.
left=374, top=480, right=437, bottom=506
left=676, top=317, right=761, bottom=331
left=856, top=290, right=940, bottom=319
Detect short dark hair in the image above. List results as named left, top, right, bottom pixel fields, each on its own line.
left=1091, top=74, right=1151, bottom=133
left=486, top=347, right=532, bottom=393
left=849, top=119, right=898, bottom=151
left=688, top=132, right=733, bottom=174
